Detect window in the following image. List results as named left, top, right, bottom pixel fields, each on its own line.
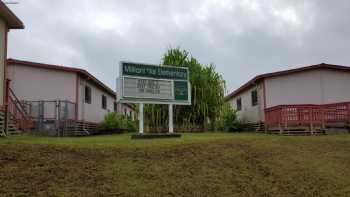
left=85, top=86, right=91, bottom=104
left=114, top=102, right=118, bottom=112
left=251, top=89, right=258, bottom=106
left=236, top=98, right=242, bottom=111
left=124, top=108, right=127, bottom=116
left=102, top=95, right=107, bottom=109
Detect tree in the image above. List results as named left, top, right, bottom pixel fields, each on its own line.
left=144, top=47, right=226, bottom=132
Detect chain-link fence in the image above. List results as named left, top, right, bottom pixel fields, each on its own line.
left=22, top=100, right=76, bottom=136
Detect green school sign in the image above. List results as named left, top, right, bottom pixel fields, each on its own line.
left=122, top=62, right=188, bottom=80
left=117, top=62, right=191, bottom=105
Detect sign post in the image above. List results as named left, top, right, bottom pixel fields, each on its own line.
left=139, top=103, right=144, bottom=134
left=117, top=61, right=191, bottom=138
left=169, top=104, right=173, bottom=133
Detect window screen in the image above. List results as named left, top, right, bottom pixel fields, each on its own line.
left=236, top=98, right=242, bottom=111
left=251, top=90, right=258, bottom=106
left=102, top=95, right=107, bottom=109
left=85, top=86, right=91, bottom=104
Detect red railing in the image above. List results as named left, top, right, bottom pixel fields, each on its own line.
left=265, top=102, right=350, bottom=128
left=4, top=79, right=34, bottom=132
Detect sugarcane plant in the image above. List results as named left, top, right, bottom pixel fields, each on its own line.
left=144, top=47, right=226, bottom=132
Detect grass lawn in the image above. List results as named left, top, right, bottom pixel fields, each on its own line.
left=0, top=133, right=350, bottom=197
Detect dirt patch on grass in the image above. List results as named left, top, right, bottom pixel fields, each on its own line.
left=0, top=144, right=118, bottom=197
left=109, top=139, right=350, bottom=197
left=1, top=136, right=350, bottom=196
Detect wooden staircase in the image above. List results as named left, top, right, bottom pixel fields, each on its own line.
left=0, top=80, right=33, bottom=136
left=0, top=109, right=5, bottom=136
left=0, top=111, right=22, bottom=135
left=62, top=120, right=97, bottom=136
left=243, top=122, right=265, bottom=132
left=0, top=111, right=26, bottom=136
left=263, top=125, right=326, bottom=135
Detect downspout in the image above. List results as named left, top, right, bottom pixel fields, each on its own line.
left=262, top=79, right=268, bottom=131
left=75, top=74, right=79, bottom=121
left=262, top=79, right=267, bottom=121
left=3, top=28, right=8, bottom=105
left=81, top=78, right=85, bottom=122
left=3, top=28, right=8, bottom=134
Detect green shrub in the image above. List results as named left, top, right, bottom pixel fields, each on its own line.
left=98, top=112, right=137, bottom=133
left=126, top=119, right=138, bottom=132
left=223, top=107, right=241, bottom=132
left=208, top=119, right=224, bottom=132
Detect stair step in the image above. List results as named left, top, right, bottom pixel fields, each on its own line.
left=72, top=131, right=90, bottom=136
left=243, top=122, right=265, bottom=132
left=0, top=114, right=31, bottom=136
left=7, top=130, right=22, bottom=135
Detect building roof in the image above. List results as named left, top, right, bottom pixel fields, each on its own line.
left=224, top=63, right=350, bottom=101
left=0, top=1, right=24, bottom=29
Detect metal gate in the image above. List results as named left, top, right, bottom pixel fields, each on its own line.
left=22, top=100, right=76, bottom=136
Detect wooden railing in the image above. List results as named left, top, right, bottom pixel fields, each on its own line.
left=265, top=102, right=350, bottom=129
left=62, top=120, right=97, bottom=136
left=5, top=79, right=34, bottom=132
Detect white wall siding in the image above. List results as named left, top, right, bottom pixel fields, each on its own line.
left=78, top=78, right=115, bottom=123
left=228, top=83, right=264, bottom=123
left=7, top=64, right=76, bottom=102
left=321, top=69, right=350, bottom=103
left=265, top=69, right=350, bottom=108
left=265, top=69, right=322, bottom=107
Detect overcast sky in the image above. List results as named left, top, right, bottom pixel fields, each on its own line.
left=7, top=0, right=350, bottom=94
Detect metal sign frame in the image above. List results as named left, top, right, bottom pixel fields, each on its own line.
left=116, top=61, right=192, bottom=135
left=117, top=61, right=191, bottom=105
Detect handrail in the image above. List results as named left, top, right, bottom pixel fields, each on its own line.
left=5, top=84, right=34, bottom=131
left=8, top=97, right=28, bottom=120
left=265, top=102, right=350, bottom=128
left=9, top=88, right=30, bottom=117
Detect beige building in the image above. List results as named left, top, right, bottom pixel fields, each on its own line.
left=0, top=1, right=24, bottom=106
left=0, top=1, right=26, bottom=135
left=225, top=63, right=350, bottom=125
left=7, top=59, right=136, bottom=123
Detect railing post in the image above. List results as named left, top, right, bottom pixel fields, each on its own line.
left=264, top=109, right=268, bottom=133
left=279, top=107, right=284, bottom=134
left=321, top=106, right=326, bottom=132
left=310, top=108, right=314, bottom=135
left=284, top=107, right=288, bottom=131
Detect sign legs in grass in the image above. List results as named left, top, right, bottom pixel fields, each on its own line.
left=139, top=103, right=144, bottom=134
left=169, top=104, right=173, bottom=133
left=117, top=62, right=190, bottom=139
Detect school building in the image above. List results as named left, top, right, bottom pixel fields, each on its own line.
left=7, top=59, right=135, bottom=135
left=0, top=1, right=27, bottom=136
left=225, top=63, right=350, bottom=134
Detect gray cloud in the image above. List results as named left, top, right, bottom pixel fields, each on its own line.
left=7, top=0, right=350, bottom=94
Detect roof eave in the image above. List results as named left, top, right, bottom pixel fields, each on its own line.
left=0, top=2, right=24, bottom=29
